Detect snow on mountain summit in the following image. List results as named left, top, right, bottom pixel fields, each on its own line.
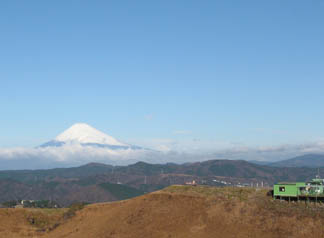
left=8, top=123, right=154, bottom=168
left=38, top=123, right=144, bottom=150
left=55, top=123, right=126, bottom=146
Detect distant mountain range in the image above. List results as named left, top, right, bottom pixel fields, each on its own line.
left=249, top=154, right=324, bottom=168
left=1, top=124, right=324, bottom=206
left=268, top=154, right=324, bottom=168
left=1, top=159, right=324, bottom=206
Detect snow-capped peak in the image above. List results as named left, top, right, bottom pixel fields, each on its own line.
left=55, top=123, right=126, bottom=146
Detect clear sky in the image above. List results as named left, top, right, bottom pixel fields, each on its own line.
left=1, top=1, right=324, bottom=151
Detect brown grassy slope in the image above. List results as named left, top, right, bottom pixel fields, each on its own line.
left=45, top=186, right=324, bottom=238
left=0, top=208, right=66, bottom=238
left=2, top=186, right=324, bottom=238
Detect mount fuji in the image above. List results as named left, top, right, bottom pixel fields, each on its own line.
left=0, top=123, right=158, bottom=170
left=40, top=123, right=143, bottom=150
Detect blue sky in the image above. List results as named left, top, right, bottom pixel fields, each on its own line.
left=1, top=1, right=324, bottom=151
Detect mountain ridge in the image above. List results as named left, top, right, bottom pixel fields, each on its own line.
left=269, top=154, right=324, bottom=168
left=1, top=159, right=324, bottom=206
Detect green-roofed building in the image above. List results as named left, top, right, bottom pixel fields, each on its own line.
left=273, top=176, right=324, bottom=200
left=273, top=182, right=306, bottom=198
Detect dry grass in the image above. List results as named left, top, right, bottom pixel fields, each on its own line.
left=0, top=208, right=67, bottom=237
left=1, top=185, right=324, bottom=237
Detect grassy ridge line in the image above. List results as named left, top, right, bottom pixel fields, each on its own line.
left=2, top=186, right=324, bottom=237
left=164, top=185, right=324, bottom=218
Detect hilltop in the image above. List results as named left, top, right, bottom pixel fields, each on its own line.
left=1, top=186, right=324, bottom=238
left=47, top=186, right=324, bottom=238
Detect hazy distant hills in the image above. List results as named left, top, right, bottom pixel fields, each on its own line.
left=1, top=159, right=322, bottom=184
left=268, top=154, right=324, bottom=168
left=1, top=159, right=324, bottom=206
left=1, top=153, right=324, bottom=207
left=249, top=154, right=324, bottom=168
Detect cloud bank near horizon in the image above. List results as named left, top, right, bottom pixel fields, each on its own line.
left=0, top=141, right=324, bottom=170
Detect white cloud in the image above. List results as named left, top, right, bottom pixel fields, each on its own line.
left=155, top=145, right=172, bottom=152
left=128, top=137, right=235, bottom=153
left=0, top=145, right=151, bottom=165
left=1, top=140, right=324, bottom=169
